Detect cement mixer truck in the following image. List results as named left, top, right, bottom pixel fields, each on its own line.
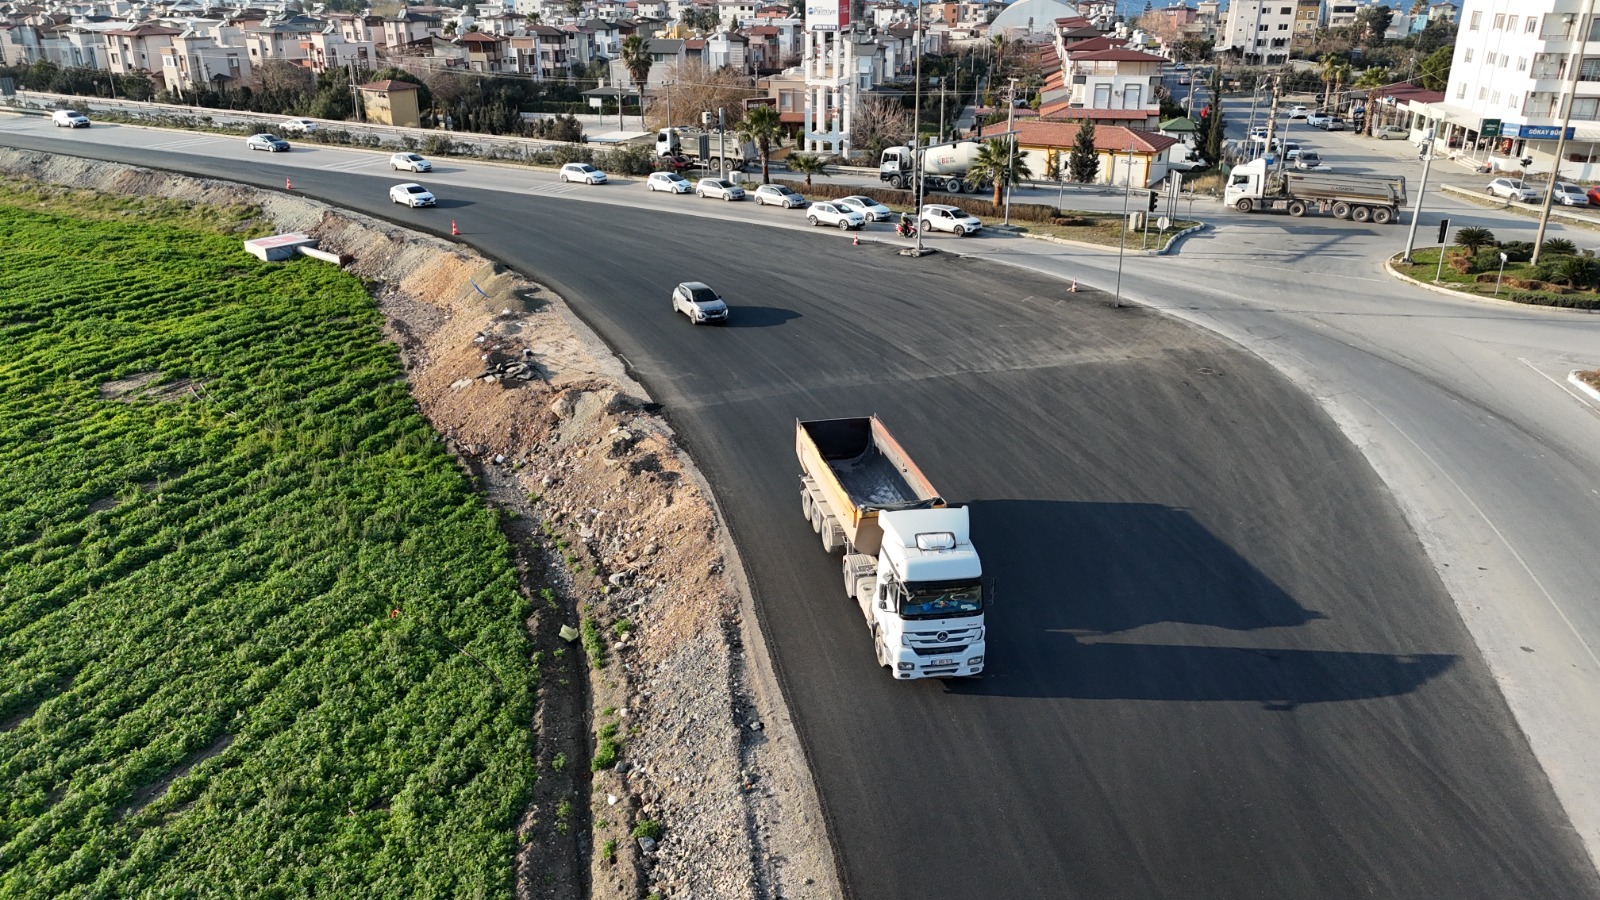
left=879, top=140, right=991, bottom=194
left=797, top=416, right=987, bottom=680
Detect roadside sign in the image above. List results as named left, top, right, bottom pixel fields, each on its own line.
left=1158, top=216, right=1171, bottom=231
left=1480, top=118, right=1502, bottom=138
left=1436, top=218, right=1449, bottom=244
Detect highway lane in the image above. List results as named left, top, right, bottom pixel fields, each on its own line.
left=5, top=126, right=1599, bottom=899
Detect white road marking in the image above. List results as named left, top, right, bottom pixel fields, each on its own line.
left=1520, top=357, right=1600, bottom=415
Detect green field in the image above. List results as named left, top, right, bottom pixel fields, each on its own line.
left=0, top=190, right=536, bottom=897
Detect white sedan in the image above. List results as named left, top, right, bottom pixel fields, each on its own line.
left=806, top=201, right=867, bottom=230
left=1485, top=178, right=1537, bottom=202
left=918, top=204, right=983, bottom=236
left=672, top=281, right=730, bottom=325
left=389, top=183, right=436, bottom=207
left=696, top=178, right=746, bottom=201
left=281, top=118, right=318, bottom=134
left=648, top=171, right=693, bottom=193
left=391, top=152, right=433, bottom=172
left=753, top=184, right=807, bottom=207
left=560, top=163, right=608, bottom=184
left=835, top=195, right=893, bottom=222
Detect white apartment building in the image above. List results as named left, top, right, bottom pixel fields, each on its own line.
left=1221, top=0, right=1294, bottom=65
left=1409, top=0, right=1600, bottom=179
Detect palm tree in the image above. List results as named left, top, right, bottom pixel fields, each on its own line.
left=967, top=137, right=1032, bottom=206
left=786, top=152, right=832, bottom=187
left=1316, top=53, right=1340, bottom=111
left=1329, top=61, right=1352, bottom=117
left=1453, top=226, right=1495, bottom=255
left=739, top=104, right=783, bottom=183
left=620, top=34, right=651, bottom=129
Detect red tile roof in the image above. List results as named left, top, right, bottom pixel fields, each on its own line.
left=359, top=79, right=420, bottom=91
left=1068, top=48, right=1166, bottom=62
left=987, top=120, right=1178, bottom=154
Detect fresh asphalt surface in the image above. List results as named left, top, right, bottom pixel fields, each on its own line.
left=6, top=130, right=1599, bottom=899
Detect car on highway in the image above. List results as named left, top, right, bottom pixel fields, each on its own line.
left=1322, top=117, right=1348, bottom=131
left=389, top=183, right=437, bottom=207
left=753, top=183, right=807, bottom=207
left=806, top=201, right=867, bottom=230
left=1485, top=178, right=1538, bottom=202
left=246, top=133, right=290, bottom=152
left=1551, top=182, right=1590, bottom=206
left=1294, top=150, right=1324, bottom=170
left=1288, top=105, right=1310, bottom=119
left=280, top=118, right=318, bottom=134
left=390, top=152, right=433, bottom=172
left=648, top=171, right=694, bottom=193
left=1374, top=125, right=1409, bottom=140
left=835, top=195, right=893, bottom=222
left=918, top=204, right=983, bottom=236
left=52, top=109, right=90, bottom=128
left=671, top=281, right=729, bottom=325
left=560, top=163, right=608, bottom=184
left=695, top=178, right=745, bottom=201
left=1305, top=112, right=1332, bottom=128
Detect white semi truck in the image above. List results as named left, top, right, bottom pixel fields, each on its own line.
left=1224, top=158, right=1408, bottom=223
left=796, top=416, right=986, bottom=680
left=879, top=141, right=990, bottom=193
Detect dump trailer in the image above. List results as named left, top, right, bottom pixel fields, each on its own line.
left=879, top=141, right=990, bottom=193
left=796, top=416, right=986, bottom=680
left=655, top=127, right=757, bottom=170
left=1224, top=157, right=1407, bottom=224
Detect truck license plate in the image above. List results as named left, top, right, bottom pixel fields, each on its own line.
left=933, top=658, right=954, bottom=666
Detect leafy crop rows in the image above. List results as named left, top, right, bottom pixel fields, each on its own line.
left=0, top=196, right=536, bottom=898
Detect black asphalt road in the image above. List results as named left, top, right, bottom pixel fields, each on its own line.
left=8, top=136, right=1597, bottom=899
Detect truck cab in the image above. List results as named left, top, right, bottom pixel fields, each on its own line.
left=850, top=507, right=986, bottom=679
left=1224, top=158, right=1270, bottom=207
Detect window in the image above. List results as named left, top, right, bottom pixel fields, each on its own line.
left=1479, top=86, right=1487, bottom=100
left=1486, top=52, right=1495, bottom=65
left=1456, top=82, right=1466, bottom=99
left=1574, top=98, right=1600, bottom=120
left=1491, top=91, right=1500, bottom=104
left=1542, top=13, right=1573, bottom=40
left=1280, top=6, right=1290, bottom=12
left=1464, top=47, right=1473, bottom=62
left=1527, top=17, right=1538, bottom=33
left=1468, top=10, right=1480, bottom=30
left=1518, top=57, right=1527, bottom=71
left=1508, top=16, right=1518, bottom=31
left=1492, top=13, right=1503, bottom=30
left=1278, top=23, right=1288, bottom=29
left=1259, top=22, right=1269, bottom=30
left=1590, top=18, right=1600, bottom=40
left=1581, top=57, right=1600, bottom=81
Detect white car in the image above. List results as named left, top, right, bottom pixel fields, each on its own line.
left=671, top=281, right=729, bottom=325
left=753, top=184, right=807, bottom=207
left=560, top=163, right=607, bottom=184
left=806, top=201, right=867, bottom=230
left=918, top=204, right=983, bottom=236
left=389, top=183, right=436, bottom=207
left=648, top=171, right=693, bottom=193
left=52, top=109, right=90, bottom=128
left=280, top=118, right=318, bottom=134
left=1552, top=182, right=1590, bottom=206
left=1305, top=112, right=1332, bottom=128
left=1294, top=151, right=1324, bottom=170
left=1284, top=142, right=1303, bottom=161
left=696, top=178, right=745, bottom=201
left=391, top=152, right=433, bottom=172
left=1288, top=105, right=1310, bottom=120
left=1485, top=178, right=1537, bottom=202
left=835, top=195, right=893, bottom=222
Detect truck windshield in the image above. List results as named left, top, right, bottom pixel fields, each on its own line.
left=900, top=580, right=983, bottom=619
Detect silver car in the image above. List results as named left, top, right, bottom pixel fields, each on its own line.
left=1486, top=178, right=1537, bottom=202
left=672, top=281, right=729, bottom=324
left=1552, top=182, right=1590, bottom=206
left=696, top=178, right=745, bottom=201
left=753, top=184, right=806, bottom=207
left=246, top=133, right=290, bottom=152
left=391, top=152, right=433, bottom=172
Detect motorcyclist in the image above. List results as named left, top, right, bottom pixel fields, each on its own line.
left=897, top=211, right=914, bottom=236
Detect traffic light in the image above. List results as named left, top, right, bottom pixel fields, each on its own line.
left=1147, top=190, right=1160, bottom=213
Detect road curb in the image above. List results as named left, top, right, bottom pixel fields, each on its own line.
left=1438, top=183, right=1600, bottom=230
left=1570, top=371, right=1600, bottom=405
left=1155, top=222, right=1206, bottom=255
left=1016, top=224, right=1201, bottom=256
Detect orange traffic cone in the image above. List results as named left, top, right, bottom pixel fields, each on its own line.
left=852, top=235, right=859, bottom=246
left=451, top=219, right=459, bottom=236
left=1070, top=279, right=1078, bottom=293
left=285, top=177, right=292, bottom=190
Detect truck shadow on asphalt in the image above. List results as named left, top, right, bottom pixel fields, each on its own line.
left=944, top=499, right=1455, bottom=705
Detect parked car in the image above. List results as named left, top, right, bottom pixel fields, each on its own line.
left=389, top=183, right=436, bottom=207
left=1323, top=117, right=1348, bottom=131
left=647, top=171, right=693, bottom=193
left=1374, top=125, right=1409, bottom=140
left=1294, top=151, right=1324, bottom=170
left=695, top=178, right=745, bottom=201
left=390, top=152, right=433, bottom=172
left=280, top=118, right=318, bottom=134
left=1305, top=112, right=1332, bottom=128
left=246, top=133, right=290, bottom=152
left=835, top=195, right=893, bottom=222
left=559, top=163, right=607, bottom=184
left=806, top=201, right=867, bottom=230
left=918, top=204, right=983, bottom=236
left=51, top=109, right=90, bottom=128
left=1249, top=125, right=1269, bottom=140
left=656, top=154, right=693, bottom=171
left=753, top=183, right=807, bottom=207
left=671, top=281, right=729, bottom=325
left=1586, top=185, right=1600, bottom=206
left=1288, top=105, right=1310, bottom=119
left=1486, top=178, right=1538, bottom=202
left=1551, top=182, right=1590, bottom=206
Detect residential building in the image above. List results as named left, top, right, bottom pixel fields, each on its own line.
left=980, top=119, right=1181, bottom=187
left=1041, top=45, right=1166, bottom=130
left=509, top=25, right=570, bottom=78
left=1325, top=1, right=1360, bottom=29
left=1221, top=0, right=1294, bottom=64
left=1409, top=0, right=1600, bottom=179
left=1292, top=0, right=1320, bottom=43
left=455, top=30, right=509, bottom=72
left=159, top=28, right=250, bottom=90
left=103, top=22, right=180, bottom=76
left=382, top=9, right=442, bottom=49
left=357, top=78, right=422, bottom=127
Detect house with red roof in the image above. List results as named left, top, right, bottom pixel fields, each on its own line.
left=979, top=119, right=1183, bottom=188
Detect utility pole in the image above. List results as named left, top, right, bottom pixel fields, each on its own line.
left=1401, top=135, right=1435, bottom=264
left=1004, top=76, right=1017, bottom=225
left=1265, top=75, right=1282, bottom=169
left=913, top=0, right=925, bottom=255
left=1114, top=144, right=1133, bottom=306
left=718, top=106, right=726, bottom=180
left=1534, top=0, right=1597, bottom=264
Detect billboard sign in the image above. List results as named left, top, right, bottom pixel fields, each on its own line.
left=805, top=0, right=848, bottom=31
left=1501, top=123, right=1574, bottom=140
left=1479, top=118, right=1501, bottom=138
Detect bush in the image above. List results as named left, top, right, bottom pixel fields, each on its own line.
left=1551, top=255, right=1597, bottom=288
left=1471, top=249, right=1504, bottom=272
left=1496, top=240, right=1534, bottom=262
left=595, top=143, right=656, bottom=176
left=632, top=819, right=663, bottom=841
left=421, top=134, right=457, bottom=155
left=1541, top=237, right=1578, bottom=257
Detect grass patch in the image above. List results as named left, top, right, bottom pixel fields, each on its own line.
left=591, top=722, right=620, bottom=771
left=0, top=189, right=537, bottom=895
left=1015, top=214, right=1201, bottom=250
left=580, top=617, right=607, bottom=669
left=631, top=818, right=662, bottom=841
left=1393, top=247, right=1600, bottom=309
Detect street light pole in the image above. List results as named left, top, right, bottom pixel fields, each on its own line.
left=1004, top=76, right=1018, bottom=225
left=1401, top=137, right=1435, bottom=264
left=1114, top=144, right=1133, bottom=306
left=1533, top=0, right=1597, bottom=264
left=913, top=0, right=925, bottom=254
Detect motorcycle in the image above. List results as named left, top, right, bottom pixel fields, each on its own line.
left=895, top=220, right=918, bottom=238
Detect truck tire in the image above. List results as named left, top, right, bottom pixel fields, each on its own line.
left=1332, top=201, right=1351, bottom=219
left=1235, top=198, right=1253, bottom=212
left=810, top=505, right=823, bottom=534
left=1372, top=207, right=1394, bottom=225
left=843, top=554, right=875, bottom=598
left=801, top=487, right=814, bottom=522
left=821, top=517, right=844, bottom=553
left=1287, top=200, right=1307, bottom=217
left=890, top=175, right=906, bottom=189
left=1352, top=205, right=1372, bottom=223
left=873, top=627, right=890, bottom=669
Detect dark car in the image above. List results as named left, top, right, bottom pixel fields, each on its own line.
left=246, top=133, right=291, bottom=152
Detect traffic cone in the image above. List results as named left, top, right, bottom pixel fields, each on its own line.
left=1070, top=279, right=1078, bottom=293
left=285, top=177, right=292, bottom=190
left=451, top=219, right=459, bottom=236
left=852, top=235, right=859, bottom=246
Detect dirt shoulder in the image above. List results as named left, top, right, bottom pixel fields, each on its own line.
left=0, top=148, right=839, bottom=900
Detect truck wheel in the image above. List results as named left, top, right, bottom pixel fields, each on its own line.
left=1287, top=200, right=1307, bottom=217
left=890, top=175, right=906, bottom=189
left=1352, top=206, right=1372, bottom=223
left=1372, top=207, right=1394, bottom=225
left=1332, top=201, right=1351, bottom=219
left=810, top=505, right=823, bottom=534
left=1235, top=198, right=1253, bottom=212
left=820, top=518, right=844, bottom=553
left=873, top=627, right=890, bottom=669
left=801, top=488, right=814, bottom=522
